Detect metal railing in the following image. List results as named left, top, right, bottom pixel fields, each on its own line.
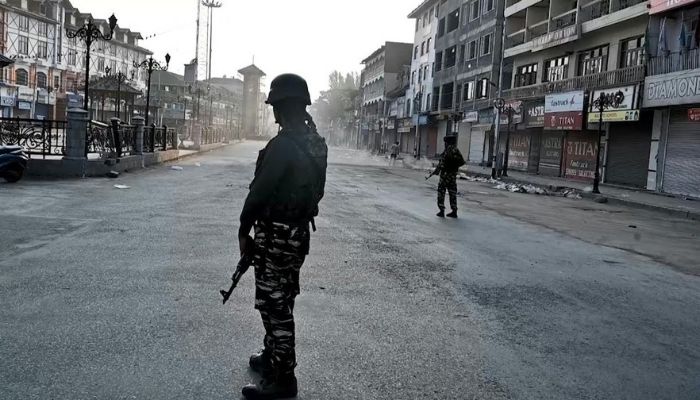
left=648, top=49, right=700, bottom=76
left=528, top=20, right=549, bottom=41
left=86, top=120, right=113, bottom=157
left=0, top=118, right=67, bottom=158
left=551, top=9, right=577, bottom=30
left=503, top=65, right=645, bottom=99
left=611, top=0, right=646, bottom=12
left=580, top=0, right=610, bottom=23
left=507, top=29, right=526, bottom=47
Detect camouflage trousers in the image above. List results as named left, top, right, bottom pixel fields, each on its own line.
left=252, top=220, right=310, bottom=374
left=437, top=172, right=458, bottom=211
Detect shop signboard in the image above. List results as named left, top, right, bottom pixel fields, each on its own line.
left=18, top=101, right=32, bottom=110
left=688, top=108, right=700, bottom=121
left=0, top=97, right=16, bottom=107
left=498, top=100, right=523, bottom=124
left=649, top=0, right=699, bottom=14
left=644, top=69, right=700, bottom=107
left=386, top=118, right=396, bottom=130
left=545, top=91, right=585, bottom=130
left=564, top=131, right=599, bottom=180
left=463, top=110, right=478, bottom=122
left=67, top=94, right=83, bottom=107
left=532, top=25, right=578, bottom=51
left=587, top=109, right=640, bottom=123
left=524, top=100, right=545, bottom=128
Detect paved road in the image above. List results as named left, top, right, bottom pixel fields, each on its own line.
left=1, top=142, right=699, bottom=400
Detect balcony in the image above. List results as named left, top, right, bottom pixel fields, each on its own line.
left=502, top=65, right=645, bottom=99
left=507, top=29, right=526, bottom=47
left=648, top=49, right=700, bottom=76
left=580, top=0, right=610, bottom=23
left=528, top=20, right=548, bottom=41
left=551, top=9, right=577, bottom=30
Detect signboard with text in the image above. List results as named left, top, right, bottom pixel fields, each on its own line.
left=564, top=131, right=599, bottom=181
left=508, top=133, right=531, bottom=170
left=587, top=110, right=640, bottom=123
left=689, top=108, right=700, bottom=121
left=524, top=100, right=545, bottom=128
left=18, top=101, right=31, bottom=110
left=649, top=0, right=699, bottom=14
left=0, top=97, right=16, bottom=107
left=463, top=110, right=478, bottom=122
left=545, top=91, right=585, bottom=130
left=499, top=100, right=523, bottom=124
left=532, top=25, right=578, bottom=51
left=644, top=69, right=700, bottom=107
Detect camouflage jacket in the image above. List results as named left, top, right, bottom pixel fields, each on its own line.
left=437, top=145, right=466, bottom=174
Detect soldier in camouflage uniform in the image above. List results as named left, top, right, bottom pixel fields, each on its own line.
left=434, top=135, right=465, bottom=218
left=238, top=74, right=328, bottom=400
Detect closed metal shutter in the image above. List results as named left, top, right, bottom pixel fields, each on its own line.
left=606, top=114, right=652, bottom=188
left=663, top=109, right=700, bottom=198
left=469, top=129, right=486, bottom=164
left=457, top=123, right=470, bottom=160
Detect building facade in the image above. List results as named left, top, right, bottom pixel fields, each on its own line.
left=359, top=41, right=413, bottom=152
left=501, top=0, right=649, bottom=183
left=643, top=0, right=700, bottom=198
left=0, top=0, right=151, bottom=120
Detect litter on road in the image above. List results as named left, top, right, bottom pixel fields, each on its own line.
left=194, top=162, right=201, bottom=167
left=113, top=184, right=130, bottom=189
left=170, top=166, right=184, bottom=171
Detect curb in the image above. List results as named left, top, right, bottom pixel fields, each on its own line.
left=460, top=168, right=699, bottom=221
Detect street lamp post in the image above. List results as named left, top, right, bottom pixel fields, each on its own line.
left=493, top=97, right=506, bottom=178
left=591, top=90, right=624, bottom=194
left=67, top=14, right=117, bottom=113
left=133, top=53, right=170, bottom=128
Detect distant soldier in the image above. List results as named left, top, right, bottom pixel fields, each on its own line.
left=389, top=141, right=399, bottom=166
left=238, top=74, right=328, bottom=399
left=433, top=135, right=465, bottom=218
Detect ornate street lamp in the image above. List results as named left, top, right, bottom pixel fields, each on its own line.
left=133, top=53, right=170, bottom=128
left=67, top=14, right=117, bottom=113
left=591, top=90, right=624, bottom=194
left=494, top=100, right=520, bottom=177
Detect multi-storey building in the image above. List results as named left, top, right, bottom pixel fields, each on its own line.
left=408, top=0, right=439, bottom=158
left=359, top=41, right=413, bottom=152
left=0, top=0, right=151, bottom=120
left=501, top=0, right=649, bottom=183
left=642, top=0, right=700, bottom=198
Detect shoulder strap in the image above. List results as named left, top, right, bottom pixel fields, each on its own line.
left=279, top=134, right=324, bottom=177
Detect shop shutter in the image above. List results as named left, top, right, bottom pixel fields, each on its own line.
left=469, top=129, right=485, bottom=164
left=663, top=109, right=700, bottom=198
left=606, top=114, right=652, bottom=188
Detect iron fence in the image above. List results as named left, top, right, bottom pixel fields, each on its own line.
left=0, top=118, right=67, bottom=159
left=86, top=120, right=114, bottom=157
left=648, top=49, right=700, bottom=76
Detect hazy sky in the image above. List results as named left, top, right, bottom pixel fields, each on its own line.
left=72, top=0, right=416, bottom=99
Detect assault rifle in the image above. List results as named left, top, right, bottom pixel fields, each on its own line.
left=220, top=241, right=255, bottom=305
left=425, top=159, right=443, bottom=180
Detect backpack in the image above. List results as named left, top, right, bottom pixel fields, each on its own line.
left=281, top=133, right=328, bottom=221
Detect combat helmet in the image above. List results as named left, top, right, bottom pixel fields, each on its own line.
left=266, top=74, right=311, bottom=106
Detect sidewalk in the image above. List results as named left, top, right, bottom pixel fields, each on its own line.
left=461, top=164, right=700, bottom=220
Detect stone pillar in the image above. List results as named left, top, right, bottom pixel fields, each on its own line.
left=133, top=116, right=145, bottom=155
left=64, top=108, right=88, bottom=160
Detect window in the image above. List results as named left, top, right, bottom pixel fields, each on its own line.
left=444, top=46, right=457, bottom=68
left=468, top=40, right=477, bottom=60
left=470, top=0, right=480, bottom=20
left=68, top=51, right=77, bottom=66
left=435, top=51, right=443, bottom=72
left=38, top=22, right=48, bottom=36
left=110, top=60, right=117, bottom=72
left=433, top=6, right=437, bottom=17
left=476, top=78, right=489, bottom=99
left=441, top=82, right=454, bottom=110
left=515, top=63, right=538, bottom=87
left=37, top=72, right=47, bottom=89
left=18, top=36, right=28, bottom=55
left=18, top=16, right=29, bottom=31
left=423, top=12, right=429, bottom=27
left=456, top=84, right=462, bottom=106
left=438, top=18, right=446, bottom=37
left=447, top=9, right=460, bottom=32
left=97, top=57, right=105, bottom=72
left=459, top=44, right=466, bottom=64
left=412, top=71, right=416, bottom=84
left=432, top=87, right=440, bottom=110
left=423, top=65, right=429, bottom=81
left=427, top=38, right=431, bottom=51
left=16, top=69, right=28, bottom=86
left=54, top=76, right=60, bottom=90
left=414, top=46, right=419, bottom=59
left=464, top=80, right=475, bottom=101
left=578, top=45, right=609, bottom=76
left=431, top=62, right=434, bottom=77
left=483, top=0, right=494, bottom=13
left=421, top=41, right=426, bottom=55
left=415, top=18, right=420, bottom=32
left=110, top=44, right=117, bottom=57
left=620, top=37, right=645, bottom=68
left=544, top=56, right=569, bottom=82
left=37, top=41, right=48, bottom=59
left=481, top=33, right=492, bottom=56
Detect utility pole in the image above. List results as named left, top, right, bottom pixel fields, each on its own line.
left=194, top=0, right=201, bottom=77
left=491, top=7, right=507, bottom=179
left=202, top=1, right=222, bottom=81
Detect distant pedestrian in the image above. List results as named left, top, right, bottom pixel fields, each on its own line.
left=389, top=141, right=399, bottom=166
left=432, top=135, right=465, bottom=218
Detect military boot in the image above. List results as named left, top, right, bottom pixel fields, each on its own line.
left=447, top=210, right=458, bottom=218
left=436, top=210, right=445, bottom=218
left=242, top=373, right=298, bottom=400
left=249, top=350, right=272, bottom=376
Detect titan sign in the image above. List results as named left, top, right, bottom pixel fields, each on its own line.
left=544, top=91, right=585, bottom=130
left=644, top=69, right=700, bottom=107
